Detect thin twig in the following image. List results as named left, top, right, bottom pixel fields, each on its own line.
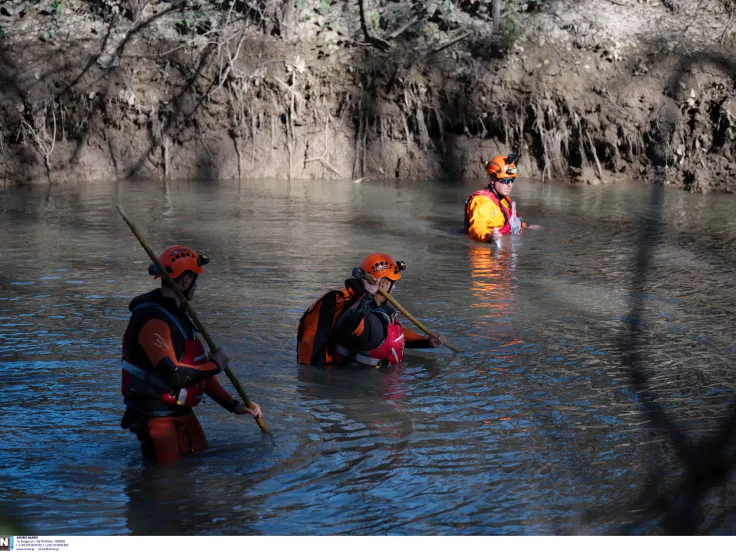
left=307, top=156, right=343, bottom=177
left=586, top=128, right=605, bottom=183
left=21, top=104, right=56, bottom=183
left=210, top=32, right=246, bottom=100
left=357, top=0, right=390, bottom=50
left=388, top=16, right=420, bottom=40
left=306, top=121, right=344, bottom=177
left=0, top=131, right=6, bottom=188
left=273, top=76, right=305, bottom=103
left=304, top=121, right=344, bottom=178
left=428, top=32, right=471, bottom=55
left=720, top=13, right=735, bottom=46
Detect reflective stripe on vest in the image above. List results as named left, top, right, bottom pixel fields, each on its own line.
left=122, top=359, right=170, bottom=397
left=122, top=301, right=205, bottom=411
left=361, top=319, right=405, bottom=367
left=123, top=400, right=177, bottom=418
left=356, top=353, right=383, bottom=367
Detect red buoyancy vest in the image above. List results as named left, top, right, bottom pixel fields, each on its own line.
left=355, top=318, right=406, bottom=367
left=464, top=188, right=519, bottom=235
left=122, top=302, right=208, bottom=414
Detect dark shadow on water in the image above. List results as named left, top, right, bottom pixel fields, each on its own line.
left=123, top=450, right=268, bottom=535
left=583, top=175, right=736, bottom=534
left=124, top=464, right=212, bottom=535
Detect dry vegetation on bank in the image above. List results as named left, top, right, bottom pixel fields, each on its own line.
left=1, top=0, right=736, bottom=191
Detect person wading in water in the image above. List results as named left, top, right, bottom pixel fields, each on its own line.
left=120, top=245, right=262, bottom=464
left=297, top=253, right=446, bottom=368
left=464, top=153, right=541, bottom=243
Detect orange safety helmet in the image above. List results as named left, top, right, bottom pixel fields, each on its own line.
left=359, top=253, right=406, bottom=282
left=484, top=153, right=519, bottom=179
left=148, top=245, right=210, bottom=280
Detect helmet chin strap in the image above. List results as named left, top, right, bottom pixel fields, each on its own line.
left=183, top=274, right=198, bottom=299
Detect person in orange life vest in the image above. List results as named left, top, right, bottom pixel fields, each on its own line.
left=464, top=153, right=540, bottom=243
left=332, top=253, right=447, bottom=368
left=120, top=245, right=262, bottom=464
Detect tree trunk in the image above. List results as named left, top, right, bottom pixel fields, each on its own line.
left=282, top=0, right=296, bottom=42
left=358, top=0, right=371, bottom=43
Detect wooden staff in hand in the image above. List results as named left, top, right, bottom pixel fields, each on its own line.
left=354, top=266, right=462, bottom=354
left=116, top=206, right=271, bottom=439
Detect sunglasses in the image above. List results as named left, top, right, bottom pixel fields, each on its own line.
left=496, top=178, right=515, bottom=185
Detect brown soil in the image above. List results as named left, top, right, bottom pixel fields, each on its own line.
left=1, top=0, right=736, bottom=192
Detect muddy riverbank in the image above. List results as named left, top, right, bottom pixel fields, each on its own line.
left=1, top=0, right=736, bottom=192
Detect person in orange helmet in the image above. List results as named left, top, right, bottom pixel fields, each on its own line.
left=464, top=153, right=539, bottom=243
left=332, top=253, right=447, bottom=368
left=297, top=253, right=447, bottom=368
left=120, top=245, right=262, bottom=464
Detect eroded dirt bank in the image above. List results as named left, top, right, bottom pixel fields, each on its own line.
left=1, top=0, right=736, bottom=192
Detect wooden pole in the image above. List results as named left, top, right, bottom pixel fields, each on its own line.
left=360, top=269, right=462, bottom=353
left=116, top=205, right=271, bottom=435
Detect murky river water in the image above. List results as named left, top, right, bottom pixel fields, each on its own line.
left=1, top=179, right=736, bottom=535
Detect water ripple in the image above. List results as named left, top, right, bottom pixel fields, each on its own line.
left=1, top=180, right=736, bottom=534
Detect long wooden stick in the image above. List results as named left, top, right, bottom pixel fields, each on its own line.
left=360, top=269, right=462, bottom=353
left=116, top=205, right=271, bottom=435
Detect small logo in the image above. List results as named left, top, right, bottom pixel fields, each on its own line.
left=0, top=536, right=12, bottom=551
left=152, top=333, right=169, bottom=352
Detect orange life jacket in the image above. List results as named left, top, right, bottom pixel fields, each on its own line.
left=121, top=302, right=208, bottom=416
left=464, top=188, right=518, bottom=233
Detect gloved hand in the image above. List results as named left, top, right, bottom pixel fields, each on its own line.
left=487, top=228, right=502, bottom=243
left=362, top=276, right=380, bottom=295
left=233, top=401, right=262, bottom=418
left=428, top=333, right=447, bottom=348
left=352, top=267, right=380, bottom=295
